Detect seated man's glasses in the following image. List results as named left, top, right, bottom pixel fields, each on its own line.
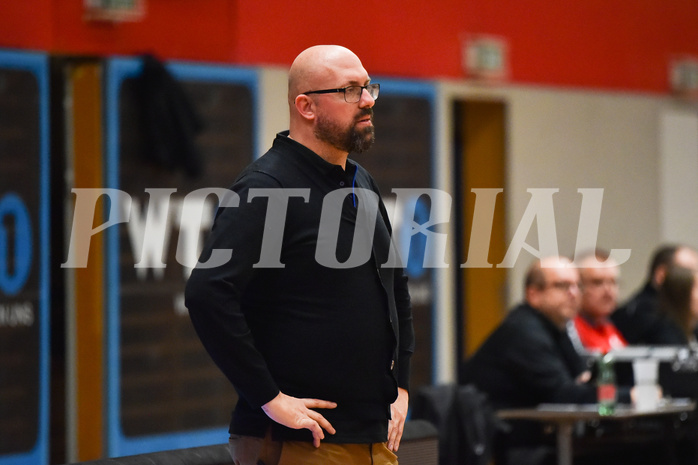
left=545, top=281, right=580, bottom=292
left=302, top=83, right=380, bottom=103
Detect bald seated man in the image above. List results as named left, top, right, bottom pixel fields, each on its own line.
left=185, top=45, right=414, bottom=465
left=462, top=256, right=632, bottom=465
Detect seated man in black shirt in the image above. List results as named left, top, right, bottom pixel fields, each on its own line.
left=462, top=256, right=631, bottom=465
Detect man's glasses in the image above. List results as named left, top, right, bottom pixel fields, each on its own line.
left=302, top=83, right=380, bottom=103
left=544, top=281, right=580, bottom=292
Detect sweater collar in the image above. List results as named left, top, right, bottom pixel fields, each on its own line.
left=275, top=131, right=358, bottom=181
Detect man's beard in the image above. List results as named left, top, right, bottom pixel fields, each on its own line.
left=314, top=109, right=375, bottom=154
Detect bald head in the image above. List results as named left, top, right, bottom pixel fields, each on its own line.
left=525, top=256, right=576, bottom=289
left=674, top=246, right=698, bottom=271
left=288, top=45, right=367, bottom=107
left=525, top=256, right=581, bottom=329
left=286, top=45, right=375, bottom=165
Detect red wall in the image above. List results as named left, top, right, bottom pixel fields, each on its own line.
left=2, top=0, right=698, bottom=93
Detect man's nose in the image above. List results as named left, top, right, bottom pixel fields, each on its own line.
left=359, top=87, right=375, bottom=107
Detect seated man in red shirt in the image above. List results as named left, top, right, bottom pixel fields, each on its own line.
left=573, top=249, right=627, bottom=354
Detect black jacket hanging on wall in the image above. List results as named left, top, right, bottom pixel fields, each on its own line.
left=137, top=53, right=204, bottom=177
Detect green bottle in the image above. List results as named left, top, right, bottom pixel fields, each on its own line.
left=597, top=352, right=617, bottom=416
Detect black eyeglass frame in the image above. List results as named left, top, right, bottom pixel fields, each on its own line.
left=301, top=83, right=380, bottom=103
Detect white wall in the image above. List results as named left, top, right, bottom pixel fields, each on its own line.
left=440, top=83, right=698, bottom=310
left=505, top=88, right=667, bottom=304
left=659, top=107, right=698, bottom=249
left=257, top=67, right=290, bottom=157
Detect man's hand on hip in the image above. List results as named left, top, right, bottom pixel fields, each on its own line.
left=262, top=392, right=337, bottom=448
left=387, top=387, right=409, bottom=452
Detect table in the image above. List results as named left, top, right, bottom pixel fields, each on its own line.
left=497, top=399, right=696, bottom=465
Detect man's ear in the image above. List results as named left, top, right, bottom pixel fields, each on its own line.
left=526, top=286, right=540, bottom=308
left=654, top=264, right=668, bottom=287
left=294, top=94, right=316, bottom=121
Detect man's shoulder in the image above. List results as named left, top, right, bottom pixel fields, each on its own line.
left=233, top=145, right=300, bottom=187
left=507, top=304, right=562, bottom=344
left=233, top=158, right=283, bottom=189
left=483, top=304, right=549, bottom=346
left=505, top=303, right=544, bottom=326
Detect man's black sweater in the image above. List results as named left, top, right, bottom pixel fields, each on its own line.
left=185, top=132, right=414, bottom=443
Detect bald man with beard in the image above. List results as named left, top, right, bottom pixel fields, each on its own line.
left=185, top=45, right=414, bottom=465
